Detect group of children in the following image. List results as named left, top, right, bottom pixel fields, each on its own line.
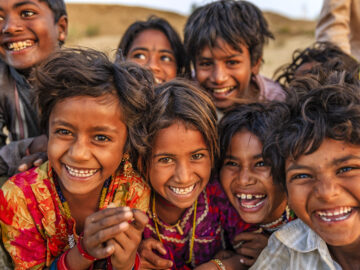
left=0, top=0, right=359, bottom=269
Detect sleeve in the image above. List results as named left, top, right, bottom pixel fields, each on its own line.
left=315, top=0, right=352, bottom=54
left=0, top=138, right=34, bottom=179
left=0, top=181, right=46, bottom=269
left=249, top=234, right=290, bottom=270
left=128, top=177, right=150, bottom=213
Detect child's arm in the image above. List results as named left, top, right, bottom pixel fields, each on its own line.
left=138, top=238, right=173, bottom=270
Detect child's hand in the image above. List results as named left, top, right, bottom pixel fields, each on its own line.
left=18, top=134, right=48, bottom=172
left=81, top=206, right=134, bottom=260
left=138, top=238, right=173, bottom=270
left=108, top=209, right=149, bottom=270
left=233, top=232, right=269, bottom=266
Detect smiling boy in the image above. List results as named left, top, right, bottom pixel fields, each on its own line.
left=184, top=0, right=285, bottom=117
left=0, top=0, right=67, bottom=178
left=251, top=73, right=360, bottom=269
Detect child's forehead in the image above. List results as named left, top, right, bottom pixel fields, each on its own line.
left=198, top=38, right=248, bottom=57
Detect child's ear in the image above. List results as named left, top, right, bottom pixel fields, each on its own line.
left=57, top=15, right=68, bottom=43
left=251, top=57, right=262, bottom=75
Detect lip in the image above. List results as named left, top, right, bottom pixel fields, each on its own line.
left=206, top=85, right=237, bottom=100
left=2, top=39, right=36, bottom=53
left=154, top=77, right=165, bottom=84
left=235, top=191, right=267, bottom=213
left=167, top=182, right=199, bottom=199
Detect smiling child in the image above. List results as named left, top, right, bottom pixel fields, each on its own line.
left=118, top=16, right=190, bottom=84
left=0, top=48, right=153, bottom=269
left=137, top=79, right=253, bottom=270
left=251, top=72, right=360, bottom=269
left=184, top=0, right=285, bottom=117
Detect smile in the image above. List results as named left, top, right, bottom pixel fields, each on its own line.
left=236, top=193, right=266, bottom=209
left=316, top=207, right=353, bottom=222
left=210, top=86, right=237, bottom=95
left=6, top=40, right=34, bottom=52
left=154, top=77, right=165, bottom=84
left=65, top=165, right=98, bottom=178
left=169, top=184, right=195, bottom=195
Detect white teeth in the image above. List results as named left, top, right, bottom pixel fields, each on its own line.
left=240, top=200, right=265, bottom=209
left=170, top=184, right=195, bottom=195
left=236, top=193, right=266, bottom=200
left=7, top=40, right=33, bottom=51
left=155, top=77, right=163, bottom=84
left=317, top=207, right=352, bottom=217
left=65, top=165, right=98, bottom=177
left=212, top=86, right=235, bottom=94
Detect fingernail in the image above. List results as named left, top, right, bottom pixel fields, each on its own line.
left=34, top=159, right=43, bottom=165
left=119, top=222, right=129, bottom=230
left=240, top=259, right=244, bottom=264
left=106, top=245, right=113, bottom=253
left=160, top=247, right=167, bottom=255
left=18, top=164, right=27, bottom=171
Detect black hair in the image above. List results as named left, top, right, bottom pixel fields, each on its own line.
left=138, top=79, right=218, bottom=176
left=118, top=16, right=190, bottom=77
left=274, top=41, right=359, bottom=88
left=218, top=102, right=290, bottom=172
left=263, top=71, right=360, bottom=189
left=32, top=47, right=154, bottom=164
left=184, top=0, right=273, bottom=66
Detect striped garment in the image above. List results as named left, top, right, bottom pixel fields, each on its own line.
left=250, top=219, right=342, bottom=270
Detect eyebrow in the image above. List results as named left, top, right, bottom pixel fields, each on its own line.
left=14, top=1, right=39, bottom=9
left=153, top=148, right=208, bottom=158
left=159, top=49, right=174, bottom=54
left=51, top=120, right=119, bottom=134
left=129, top=47, right=149, bottom=52
left=224, top=153, right=262, bottom=160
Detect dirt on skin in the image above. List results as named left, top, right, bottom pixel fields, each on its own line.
left=66, top=3, right=316, bottom=78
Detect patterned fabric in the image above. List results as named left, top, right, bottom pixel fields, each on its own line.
left=144, top=181, right=253, bottom=269
left=0, top=159, right=150, bottom=269
left=250, top=219, right=342, bottom=270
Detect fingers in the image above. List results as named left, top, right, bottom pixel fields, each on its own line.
left=131, top=209, right=149, bottom=231
left=239, top=255, right=255, bottom=267
left=18, top=152, right=47, bottom=172
left=139, top=238, right=167, bottom=256
left=140, top=249, right=173, bottom=269
left=233, top=231, right=261, bottom=242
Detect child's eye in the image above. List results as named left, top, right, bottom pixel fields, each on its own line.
left=132, top=53, right=146, bottom=60
left=94, top=134, right=110, bottom=142
left=337, top=166, right=358, bottom=174
left=255, top=160, right=265, bottom=167
left=191, top=153, right=204, bottom=160
left=197, top=61, right=213, bottom=67
left=55, top=129, right=71, bottom=136
left=291, top=173, right=311, bottom=180
left=158, top=157, right=173, bottom=164
left=160, top=55, right=174, bottom=63
left=227, top=60, right=240, bottom=66
left=21, top=10, right=36, bottom=18
left=224, top=160, right=239, bottom=167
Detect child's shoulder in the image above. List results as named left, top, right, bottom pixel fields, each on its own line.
left=253, top=74, right=286, bottom=102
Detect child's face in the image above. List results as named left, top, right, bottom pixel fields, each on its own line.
left=149, top=122, right=211, bottom=209
left=48, top=95, right=127, bottom=197
left=195, top=38, right=260, bottom=110
left=220, top=129, right=287, bottom=224
left=286, top=139, right=360, bottom=247
left=0, top=0, right=67, bottom=70
left=127, top=29, right=177, bottom=84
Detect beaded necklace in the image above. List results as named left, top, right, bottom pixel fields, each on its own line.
left=54, top=174, right=112, bottom=248
left=152, top=193, right=198, bottom=264
left=260, top=205, right=296, bottom=232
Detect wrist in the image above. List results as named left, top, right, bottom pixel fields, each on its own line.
left=211, top=259, right=226, bottom=270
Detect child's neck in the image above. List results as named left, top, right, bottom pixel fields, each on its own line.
left=60, top=183, right=103, bottom=233
left=329, top=240, right=360, bottom=270
left=154, top=193, right=186, bottom=225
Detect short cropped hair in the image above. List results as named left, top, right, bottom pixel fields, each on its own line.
left=41, top=0, right=67, bottom=23
left=118, top=16, right=190, bottom=77
left=31, top=47, right=154, bottom=163
left=263, top=72, right=360, bottom=189
left=274, top=42, right=359, bottom=87
left=138, top=79, right=218, bottom=176
left=218, top=102, right=290, bottom=172
left=184, top=0, right=273, bottom=66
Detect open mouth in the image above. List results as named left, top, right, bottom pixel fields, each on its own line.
left=207, top=86, right=237, bottom=97
left=169, top=184, right=196, bottom=195
left=5, top=40, right=34, bottom=52
left=65, top=164, right=99, bottom=178
left=154, top=77, right=165, bottom=84
left=236, top=193, right=267, bottom=209
left=316, top=207, right=353, bottom=222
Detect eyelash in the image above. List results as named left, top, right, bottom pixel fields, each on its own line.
left=94, top=134, right=110, bottom=142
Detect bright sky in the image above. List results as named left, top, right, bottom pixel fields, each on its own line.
left=64, top=0, right=323, bottom=20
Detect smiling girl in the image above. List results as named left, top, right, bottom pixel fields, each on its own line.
left=137, top=79, right=254, bottom=270
left=118, top=16, right=190, bottom=83
left=218, top=103, right=296, bottom=266
left=0, top=48, right=153, bottom=269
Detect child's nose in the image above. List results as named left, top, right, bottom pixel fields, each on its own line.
left=68, top=137, right=91, bottom=161
left=313, top=177, right=340, bottom=202
left=210, top=63, right=229, bottom=84
left=1, top=16, right=23, bottom=35
left=237, top=167, right=256, bottom=186
left=174, top=160, right=193, bottom=184
left=146, top=56, right=161, bottom=74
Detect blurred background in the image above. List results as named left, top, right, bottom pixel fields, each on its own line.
left=64, top=0, right=322, bottom=78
